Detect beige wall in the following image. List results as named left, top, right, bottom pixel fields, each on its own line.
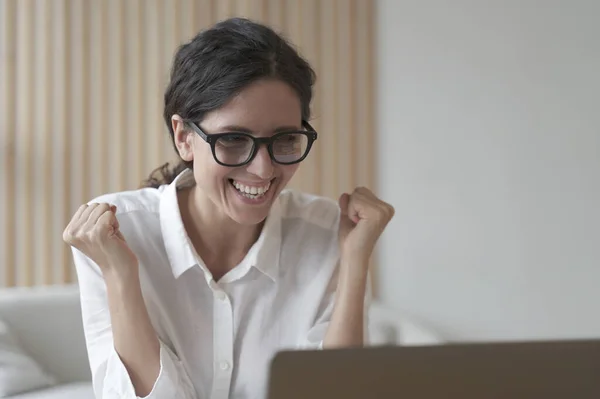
left=0, top=0, right=375, bottom=287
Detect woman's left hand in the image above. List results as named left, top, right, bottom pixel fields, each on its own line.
left=338, top=187, right=395, bottom=268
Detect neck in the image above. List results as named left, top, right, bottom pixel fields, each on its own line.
left=178, top=186, right=263, bottom=278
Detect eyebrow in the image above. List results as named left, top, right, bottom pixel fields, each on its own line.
left=217, top=125, right=302, bottom=134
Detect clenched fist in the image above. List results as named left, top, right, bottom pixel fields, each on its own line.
left=338, top=187, right=395, bottom=264
left=63, top=203, right=138, bottom=275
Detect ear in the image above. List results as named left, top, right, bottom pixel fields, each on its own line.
left=172, top=115, right=194, bottom=162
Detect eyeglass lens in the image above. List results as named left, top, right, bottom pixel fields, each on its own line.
left=214, top=133, right=309, bottom=165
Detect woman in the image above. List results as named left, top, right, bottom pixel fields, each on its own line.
left=63, top=18, right=394, bottom=399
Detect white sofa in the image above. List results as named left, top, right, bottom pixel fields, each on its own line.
left=0, top=285, right=93, bottom=398
left=0, top=284, right=443, bottom=398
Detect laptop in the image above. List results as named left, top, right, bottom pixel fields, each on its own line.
left=266, top=339, right=600, bottom=398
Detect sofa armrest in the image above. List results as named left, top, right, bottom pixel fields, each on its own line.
left=368, top=301, right=445, bottom=346
left=0, top=284, right=91, bottom=384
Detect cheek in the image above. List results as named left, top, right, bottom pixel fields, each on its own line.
left=278, top=164, right=300, bottom=182
left=192, top=144, right=230, bottom=185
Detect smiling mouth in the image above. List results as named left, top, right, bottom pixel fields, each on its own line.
left=229, top=179, right=273, bottom=199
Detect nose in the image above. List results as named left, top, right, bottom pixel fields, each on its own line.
left=246, top=145, right=274, bottom=179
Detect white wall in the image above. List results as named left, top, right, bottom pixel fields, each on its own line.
left=376, top=0, right=600, bottom=342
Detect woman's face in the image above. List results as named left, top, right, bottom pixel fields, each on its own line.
left=174, top=79, right=303, bottom=226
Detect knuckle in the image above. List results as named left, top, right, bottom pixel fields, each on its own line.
left=62, top=230, right=72, bottom=243
left=64, top=226, right=76, bottom=237
left=83, top=231, right=98, bottom=244
left=63, top=226, right=83, bottom=244
left=93, top=219, right=111, bottom=235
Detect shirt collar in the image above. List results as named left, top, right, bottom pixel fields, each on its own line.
left=159, top=169, right=200, bottom=280
left=159, top=168, right=282, bottom=282
left=245, top=199, right=281, bottom=282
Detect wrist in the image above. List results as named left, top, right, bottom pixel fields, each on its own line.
left=340, top=250, right=370, bottom=271
left=338, top=258, right=369, bottom=292
left=103, top=266, right=140, bottom=292
left=341, top=244, right=372, bottom=262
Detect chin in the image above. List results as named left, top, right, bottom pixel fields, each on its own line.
left=225, top=177, right=280, bottom=225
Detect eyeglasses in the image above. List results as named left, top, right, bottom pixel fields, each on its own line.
left=187, top=121, right=318, bottom=167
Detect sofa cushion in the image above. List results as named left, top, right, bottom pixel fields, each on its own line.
left=0, top=318, right=56, bottom=397
left=8, top=382, right=94, bottom=399
left=0, top=285, right=91, bottom=383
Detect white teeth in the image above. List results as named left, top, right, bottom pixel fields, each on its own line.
left=232, top=180, right=271, bottom=198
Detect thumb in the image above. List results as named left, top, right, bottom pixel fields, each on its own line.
left=338, top=193, right=350, bottom=215
left=96, top=208, right=121, bottom=241
left=338, top=193, right=354, bottom=238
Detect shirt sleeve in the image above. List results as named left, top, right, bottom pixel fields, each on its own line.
left=300, top=259, right=373, bottom=350
left=72, top=248, right=198, bottom=399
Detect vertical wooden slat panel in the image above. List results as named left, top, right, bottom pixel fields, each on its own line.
left=180, top=0, right=195, bottom=41
left=284, top=0, right=301, bottom=46
left=242, top=0, right=265, bottom=21
left=43, top=0, right=54, bottom=284
left=0, top=0, right=4, bottom=288
left=137, top=0, right=148, bottom=187
left=15, top=0, right=35, bottom=286
left=197, top=0, right=215, bottom=28
left=216, top=0, right=234, bottom=22
left=301, top=0, right=322, bottom=195
left=127, top=0, right=144, bottom=190
left=319, top=0, right=339, bottom=200
left=355, top=0, right=375, bottom=190
left=1, top=0, right=376, bottom=287
left=283, top=0, right=310, bottom=193
left=266, top=0, right=285, bottom=33
left=144, top=0, right=163, bottom=175
left=34, top=0, right=54, bottom=285
left=355, top=0, right=377, bottom=293
left=89, top=1, right=107, bottom=198
left=117, top=0, right=127, bottom=191
left=337, top=0, right=355, bottom=195
left=162, top=0, right=179, bottom=164
left=107, top=0, right=126, bottom=191
left=68, top=0, right=90, bottom=283
left=1, top=0, right=17, bottom=287
left=234, top=0, right=249, bottom=18
left=53, top=0, right=72, bottom=284
left=69, top=0, right=87, bottom=235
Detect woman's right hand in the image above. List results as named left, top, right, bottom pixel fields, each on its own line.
left=63, top=203, right=139, bottom=277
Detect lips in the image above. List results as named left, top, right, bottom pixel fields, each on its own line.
left=230, top=179, right=272, bottom=199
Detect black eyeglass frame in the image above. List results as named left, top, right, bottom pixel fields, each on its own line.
left=187, top=120, right=318, bottom=167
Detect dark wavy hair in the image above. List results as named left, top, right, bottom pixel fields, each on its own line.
left=142, top=17, right=316, bottom=188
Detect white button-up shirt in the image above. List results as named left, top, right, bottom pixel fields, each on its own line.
left=72, top=169, right=365, bottom=399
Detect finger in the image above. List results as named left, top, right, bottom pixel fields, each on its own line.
left=71, top=204, right=89, bottom=222
left=351, top=187, right=392, bottom=213
left=353, top=186, right=375, bottom=199
left=94, top=208, right=119, bottom=238
left=349, top=191, right=389, bottom=223
left=85, top=203, right=112, bottom=227
left=63, top=204, right=89, bottom=239
left=347, top=194, right=361, bottom=224
left=79, top=203, right=100, bottom=224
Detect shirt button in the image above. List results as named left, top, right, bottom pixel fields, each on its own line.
left=215, top=291, right=227, bottom=301
left=219, top=361, right=230, bottom=371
